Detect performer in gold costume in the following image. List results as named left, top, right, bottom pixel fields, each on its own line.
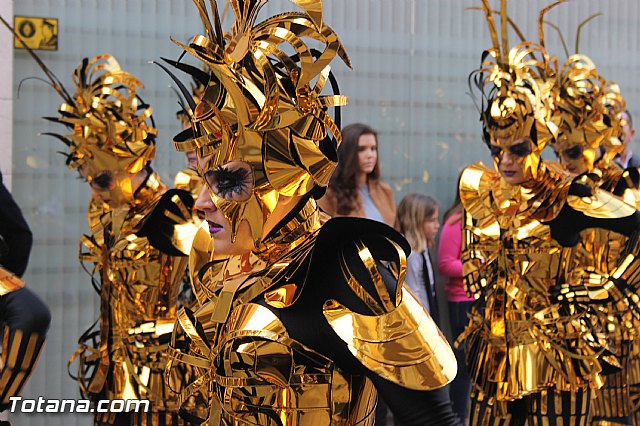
left=157, top=1, right=461, bottom=425
left=460, top=2, right=640, bottom=424
left=548, top=40, right=640, bottom=425
left=32, top=53, right=197, bottom=426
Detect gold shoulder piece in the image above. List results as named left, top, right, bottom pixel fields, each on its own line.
left=459, top=163, right=496, bottom=220
left=567, top=188, right=636, bottom=219
left=322, top=288, right=457, bottom=390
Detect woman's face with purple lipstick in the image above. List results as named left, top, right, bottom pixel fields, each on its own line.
left=489, top=137, right=534, bottom=185
left=194, top=156, right=255, bottom=255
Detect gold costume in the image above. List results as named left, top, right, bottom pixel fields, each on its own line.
left=462, top=2, right=640, bottom=424
left=548, top=41, right=638, bottom=425
left=73, top=174, right=193, bottom=426
left=31, top=53, right=197, bottom=425
left=156, top=1, right=460, bottom=425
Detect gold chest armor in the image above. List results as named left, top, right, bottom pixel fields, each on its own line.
left=461, top=163, right=605, bottom=401
left=208, top=302, right=376, bottom=425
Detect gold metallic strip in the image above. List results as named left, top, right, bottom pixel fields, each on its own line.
left=211, top=279, right=245, bottom=324
left=7, top=329, right=22, bottom=369
left=355, top=241, right=395, bottom=312
left=318, top=95, right=348, bottom=107
left=173, top=138, right=199, bottom=152
left=176, top=309, right=211, bottom=358
left=339, top=253, right=385, bottom=316
left=0, top=370, right=12, bottom=393
left=5, top=372, right=26, bottom=404
left=169, top=350, right=210, bottom=370
left=20, top=332, right=40, bottom=370
left=384, top=237, right=407, bottom=306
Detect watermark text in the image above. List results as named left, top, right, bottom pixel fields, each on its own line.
left=9, top=396, right=150, bottom=413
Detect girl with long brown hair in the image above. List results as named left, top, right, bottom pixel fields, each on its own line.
left=318, top=123, right=396, bottom=225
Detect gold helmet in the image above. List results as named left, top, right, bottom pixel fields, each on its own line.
left=545, top=11, right=626, bottom=174
left=43, top=55, right=157, bottom=206
left=471, top=0, right=559, bottom=180
left=550, top=55, right=609, bottom=173
left=163, top=0, right=350, bottom=247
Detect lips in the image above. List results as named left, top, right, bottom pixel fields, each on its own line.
left=207, top=220, right=223, bottom=234
left=502, top=171, right=516, bottom=177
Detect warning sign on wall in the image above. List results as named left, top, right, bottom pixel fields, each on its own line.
left=13, top=16, right=58, bottom=51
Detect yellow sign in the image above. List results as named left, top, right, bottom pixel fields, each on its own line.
left=13, top=16, right=58, bottom=51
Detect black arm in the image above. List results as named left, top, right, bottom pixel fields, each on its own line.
left=0, top=172, right=33, bottom=277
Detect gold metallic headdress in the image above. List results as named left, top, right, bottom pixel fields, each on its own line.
left=43, top=55, right=157, bottom=174
left=1, top=18, right=157, bottom=178
left=2, top=13, right=158, bottom=206
left=34, top=54, right=158, bottom=207
left=160, top=0, right=351, bottom=246
left=546, top=13, right=626, bottom=170
left=471, top=1, right=559, bottom=152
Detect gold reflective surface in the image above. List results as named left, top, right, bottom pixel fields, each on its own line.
left=323, top=287, right=457, bottom=391
left=71, top=173, right=192, bottom=424
left=29, top=52, right=198, bottom=423
left=461, top=162, right=607, bottom=402
left=165, top=2, right=459, bottom=424
left=48, top=55, right=157, bottom=207
left=169, top=199, right=457, bottom=423
left=172, top=0, right=350, bottom=247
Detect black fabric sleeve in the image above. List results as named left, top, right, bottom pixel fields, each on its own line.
left=0, top=172, right=33, bottom=277
left=370, top=374, right=461, bottom=426
left=548, top=182, right=640, bottom=246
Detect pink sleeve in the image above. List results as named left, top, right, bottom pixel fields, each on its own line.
left=437, top=217, right=463, bottom=279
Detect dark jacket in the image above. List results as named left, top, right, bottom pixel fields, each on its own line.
left=0, top=171, right=33, bottom=277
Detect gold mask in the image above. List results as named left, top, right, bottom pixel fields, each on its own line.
left=167, top=0, right=351, bottom=247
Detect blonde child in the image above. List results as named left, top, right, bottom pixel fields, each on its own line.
left=395, top=193, right=441, bottom=324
